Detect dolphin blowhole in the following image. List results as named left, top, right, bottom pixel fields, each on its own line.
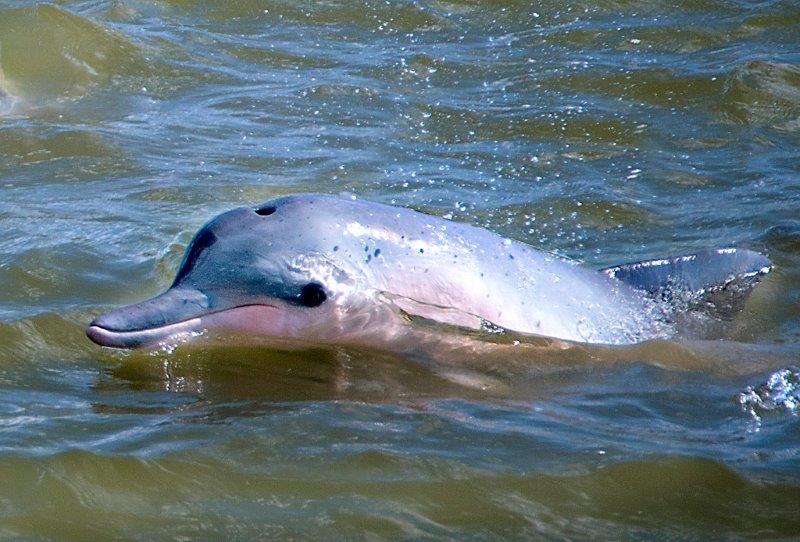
left=254, top=205, right=276, bottom=216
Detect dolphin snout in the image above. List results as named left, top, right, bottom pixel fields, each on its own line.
left=87, top=288, right=210, bottom=348
left=89, top=288, right=210, bottom=332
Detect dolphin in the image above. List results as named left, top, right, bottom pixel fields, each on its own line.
left=86, top=193, right=771, bottom=351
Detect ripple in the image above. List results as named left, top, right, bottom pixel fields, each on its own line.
left=542, top=68, right=722, bottom=108
left=0, top=313, right=91, bottom=366
left=204, top=0, right=447, bottom=32
left=762, top=223, right=800, bottom=254
left=0, top=244, right=158, bottom=322
left=740, top=0, right=800, bottom=38
left=0, top=452, right=798, bottom=539
left=721, top=60, right=800, bottom=130
left=404, top=103, right=641, bottom=145
left=222, top=44, right=339, bottom=70
left=546, top=25, right=730, bottom=54
left=0, top=128, right=133, bottom=179
left=463, top=197, right=660, bottom=252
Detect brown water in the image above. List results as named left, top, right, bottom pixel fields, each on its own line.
left=1, top=0, right=800, bottom=539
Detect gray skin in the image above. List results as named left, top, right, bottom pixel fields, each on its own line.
left=87, top=193, right=672, bottom=350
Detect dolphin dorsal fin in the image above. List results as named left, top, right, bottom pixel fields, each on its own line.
left=600, top=248, right=771, bottom=303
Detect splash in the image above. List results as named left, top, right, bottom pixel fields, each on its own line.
left=738, top=366, right=800, bottom=421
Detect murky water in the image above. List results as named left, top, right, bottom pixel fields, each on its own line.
left=1, top=0, right=800, bottom=539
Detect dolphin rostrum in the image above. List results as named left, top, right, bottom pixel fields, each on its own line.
left=86, top=193, right=771, bottom=351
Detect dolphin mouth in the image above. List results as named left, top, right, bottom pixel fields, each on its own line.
left=86, top=304, right=283, bottom=349
left=86, top=287, right=284, bottom=348
left=86, top=317, right=205, bottom=348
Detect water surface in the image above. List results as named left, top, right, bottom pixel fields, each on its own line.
left=1, top=0, right=800, bottom=539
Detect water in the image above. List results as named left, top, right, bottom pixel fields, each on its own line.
left=1, top=0, right=799, bottom=538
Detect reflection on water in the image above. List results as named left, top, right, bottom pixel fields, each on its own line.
left=1, top=0, right=799, bottom=538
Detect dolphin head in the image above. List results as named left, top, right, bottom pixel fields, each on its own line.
left=87, top=195, right=376, bottom=348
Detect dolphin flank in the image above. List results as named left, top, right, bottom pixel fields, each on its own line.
left=86, top=193, right=771, bottom=350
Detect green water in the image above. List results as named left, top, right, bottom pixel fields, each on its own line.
left=1, top=0, right=800, bottom=539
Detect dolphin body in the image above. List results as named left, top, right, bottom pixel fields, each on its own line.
left=87, top=193, right=771, bottom=351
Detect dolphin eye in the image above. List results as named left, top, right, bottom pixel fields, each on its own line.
left=299, top=282, right=327, bottom=307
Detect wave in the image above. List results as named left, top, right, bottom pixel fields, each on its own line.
left=0, top=4, right=145, bottom=102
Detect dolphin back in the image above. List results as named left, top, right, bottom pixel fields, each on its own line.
left=601, top=248, right=771, bottom=311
